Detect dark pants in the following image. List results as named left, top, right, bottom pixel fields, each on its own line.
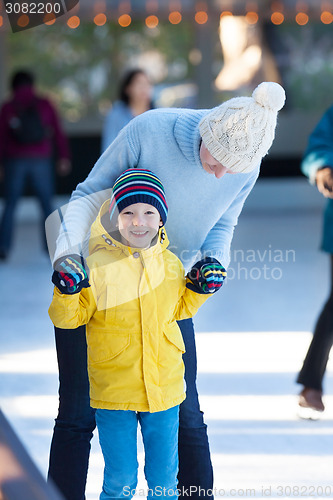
left=297, top=255, right=333, bottom=391
left=0, top=157, right=53, bottom=253
left=48, top=318, right=213, bottom=500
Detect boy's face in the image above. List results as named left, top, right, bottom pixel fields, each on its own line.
left=118, top=203, right=163, bottom=248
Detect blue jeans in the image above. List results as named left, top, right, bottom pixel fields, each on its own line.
left=96, top=407, right=179, bottom=500
left=0, top=157, right=54, bottom=253
left=48, top=319, right=213, bottom=500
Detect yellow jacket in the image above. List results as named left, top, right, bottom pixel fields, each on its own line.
left=49, top=201, right=209, bottom=413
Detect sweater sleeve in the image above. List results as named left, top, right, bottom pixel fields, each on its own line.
left=48, top=285, right=97, bottom=329
left=301, top=107, right=333, bottom=184
left=53, top=122, right=140, bottom=263
left=200, top=166, right=259, bottom=269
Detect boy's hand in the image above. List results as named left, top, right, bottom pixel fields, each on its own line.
left=52, top=254, right=90, bottom=294
left=187, top=257, right=226, bottom=294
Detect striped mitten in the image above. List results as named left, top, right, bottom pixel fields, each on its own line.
left=186, top=257, right=226, bottom=294
left=52, top=254, right=90, bottom=294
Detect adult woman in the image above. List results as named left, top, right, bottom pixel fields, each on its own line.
left=101, top=68, right=153, bottom=153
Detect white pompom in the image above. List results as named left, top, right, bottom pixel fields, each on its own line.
left=252, top=82, right=286, bottom=111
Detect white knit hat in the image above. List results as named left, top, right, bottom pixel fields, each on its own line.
left=199, top=82, right=286, bottom=174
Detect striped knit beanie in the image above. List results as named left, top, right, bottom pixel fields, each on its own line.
left=109, top=168, right=168, bottom=225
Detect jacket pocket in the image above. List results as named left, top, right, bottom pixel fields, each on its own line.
left=87, top=331, right=130, bottom=364
left=163, top=322, right=186, bottom=353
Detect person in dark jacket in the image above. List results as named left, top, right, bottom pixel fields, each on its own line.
left=297, top=105, right=333, bottom=417
left=0, top=70, right=71, bottom=260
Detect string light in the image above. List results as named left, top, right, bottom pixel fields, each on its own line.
left=246, top=11, right=258, bottom=24
left=145, top=15, right=159, bottom=28
left=169, top=1, right=182, bottom=25
left=36, top=0, right=333, bottom=29
left=67, top=15, right=80, bottom=28
left=271, top=11, right=284, bottom=24
left=17, top=14, right=29, bottom=27
left=245, top=1, right=258, bottom=24
left=169, top=11, right=182, bottom=24
left=320, top=1, right=333, bottom=23
left=270, top=1, right=284, bottom=24
left=118, top=0, right=131, bottom=26
left=321, top=10, right=333, bottom=23
left=195, top=11, right=208, bottom=24
left=118, top=14, right=131, bottom=27
left=94, top=13, right=107, bottom=25
left=295, top=12, right=309, bottom=25
left=195, top=1, right=208, bottom=24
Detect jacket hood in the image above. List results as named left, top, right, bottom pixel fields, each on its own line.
left=89, top=199, right=169, bottom=257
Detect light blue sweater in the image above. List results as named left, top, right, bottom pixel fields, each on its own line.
left=55, top=108, right=260, bottom=271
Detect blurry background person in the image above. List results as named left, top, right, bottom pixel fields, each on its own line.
left=297, top=104, right=333, bottom=417
left=0, top=69, right=71, bottom=260
left=101, top=68, right=154, bottom=153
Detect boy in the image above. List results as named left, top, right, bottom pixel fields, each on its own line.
left=49, top=168, right=225, bottom=500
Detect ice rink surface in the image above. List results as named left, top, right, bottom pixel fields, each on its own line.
left=1, top=178, right=332, bottom=499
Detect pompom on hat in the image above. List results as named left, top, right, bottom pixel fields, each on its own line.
left=199, top=81, right=286, bottom=174
left=109, top=168, right=168, bottom=225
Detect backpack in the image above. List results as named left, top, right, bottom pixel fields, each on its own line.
left=9, top=100, right=45, bottom=144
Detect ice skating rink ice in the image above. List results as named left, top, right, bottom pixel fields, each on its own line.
left=1, top=178, right=332, bottom=499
